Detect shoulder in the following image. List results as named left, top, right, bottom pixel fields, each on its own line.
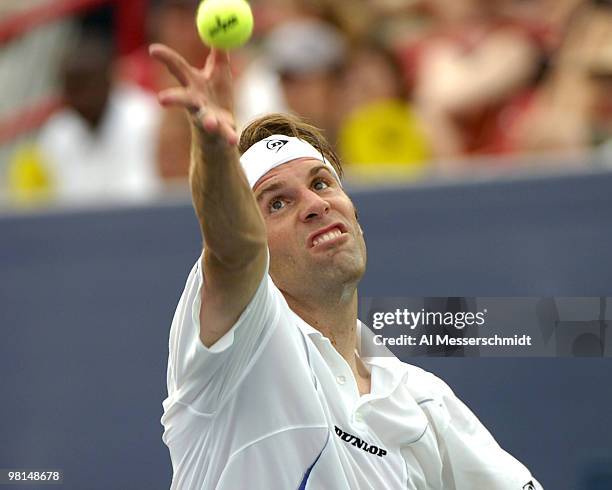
left=404, top=364, right=459, bottom=421
left=397, top=362, right=492, bottom=438
left=375, top=357, right=454, bottom=401
left=38, top=110, right=85, bottom=144
left=403, top=363, right=453, bottom=396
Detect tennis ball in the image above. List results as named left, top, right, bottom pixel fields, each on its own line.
left=196, top=0, right=254, bottom=50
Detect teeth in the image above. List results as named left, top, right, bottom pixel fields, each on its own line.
left=313, top=227, right=342, bottom=246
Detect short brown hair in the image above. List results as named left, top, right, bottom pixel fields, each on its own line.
left=238, top=113, right=344, bottom=180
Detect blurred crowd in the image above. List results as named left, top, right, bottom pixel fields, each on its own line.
left=5, top=0, right=612, bottom=204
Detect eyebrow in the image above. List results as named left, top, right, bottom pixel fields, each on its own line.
left=255, top=165, right=333, bottom=202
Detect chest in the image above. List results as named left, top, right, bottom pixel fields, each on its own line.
left=307, top=350, right=447, bottom=489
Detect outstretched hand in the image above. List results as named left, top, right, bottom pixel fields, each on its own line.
left=149, top=43, right=238, bottom=146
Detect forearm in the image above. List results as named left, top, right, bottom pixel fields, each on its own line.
left=190, top=126, right=266, bottom=268
left=148, top=43, right=264, bottom=267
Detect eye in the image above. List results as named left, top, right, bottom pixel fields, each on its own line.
left=313, top=178, right=330, bottom=191
left=266, top=178, right=331, bottom=214
left=268, top=197, right=286, bottom=213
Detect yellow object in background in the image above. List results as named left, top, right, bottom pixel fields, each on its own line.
left=338, top=100, right=431, bottom=180
left=8, top=144, right=54, bottom=205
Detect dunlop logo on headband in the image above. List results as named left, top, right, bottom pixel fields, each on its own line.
left=265, top=139, right=288, bottom=152
left=240, top=134, right=342, bottom=189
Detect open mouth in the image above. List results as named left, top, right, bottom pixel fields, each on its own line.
left=309, top=223, right=348, bottom=248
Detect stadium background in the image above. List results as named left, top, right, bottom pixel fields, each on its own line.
left=1, top=1, right=611, bottom=489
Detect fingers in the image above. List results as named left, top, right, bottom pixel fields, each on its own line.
left=203, top=48, right=231, bottom=79
left=150, top=43, right=237, bottom=145
left=149, top=43, right=193, bottom=87
left=203, top=48, right=216, bottom=79
left=220, top=121, right=238, bottom=146
left=157, top=87, right=199, bottom=111
left=214, top=49, right=232, bottom=85
left=198, top=110, right=238, bottom=146
left=216, top=110, right=238, bottom=146
left=214, top=49, right=231, bottom=70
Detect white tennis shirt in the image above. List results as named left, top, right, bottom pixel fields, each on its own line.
left=162, top=249, right=543, bottom=489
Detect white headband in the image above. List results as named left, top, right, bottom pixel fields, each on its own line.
left=239, top=135, right=342, bottom=189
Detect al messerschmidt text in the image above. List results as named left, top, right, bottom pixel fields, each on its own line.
left=374, top=334, right=532, bottom=346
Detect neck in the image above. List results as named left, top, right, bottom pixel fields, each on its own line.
left=283, top=286, right=370, bottom=385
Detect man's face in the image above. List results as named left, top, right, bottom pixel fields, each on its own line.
left=253, top=158, right=367, bottom=299
left=62, top=57, right=111, bottom=129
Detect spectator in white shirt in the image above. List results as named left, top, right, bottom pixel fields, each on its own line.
left=38, top=34, right=161, bottom=204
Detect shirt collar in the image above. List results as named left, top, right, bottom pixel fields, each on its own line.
left=291, top=309, right=323, bottom=338
left=289, top=308, right=363, bottom=352
left=290, top=310, right=410, bottom=392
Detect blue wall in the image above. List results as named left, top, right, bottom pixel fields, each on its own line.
left=1, top=169, right=612, bottom=489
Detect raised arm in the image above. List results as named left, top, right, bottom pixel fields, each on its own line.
left=150, top=44, right=267, bottom=348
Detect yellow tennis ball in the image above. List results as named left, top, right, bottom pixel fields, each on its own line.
left=196, top=0, right=253, bottom=50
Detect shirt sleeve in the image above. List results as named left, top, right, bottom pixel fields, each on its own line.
left=425, top=374, right=544, bottom=490
left=165, top=246, right=283, bottom=415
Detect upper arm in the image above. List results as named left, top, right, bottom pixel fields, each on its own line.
left=199, top=245, right=268, bottom=348
left=165, top=244, right=281, bottom=414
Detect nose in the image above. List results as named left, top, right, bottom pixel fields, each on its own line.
left=298, top=189, right=330, bottom=222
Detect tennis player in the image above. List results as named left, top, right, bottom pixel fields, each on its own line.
left=151, top=43, right=543, bottom=490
